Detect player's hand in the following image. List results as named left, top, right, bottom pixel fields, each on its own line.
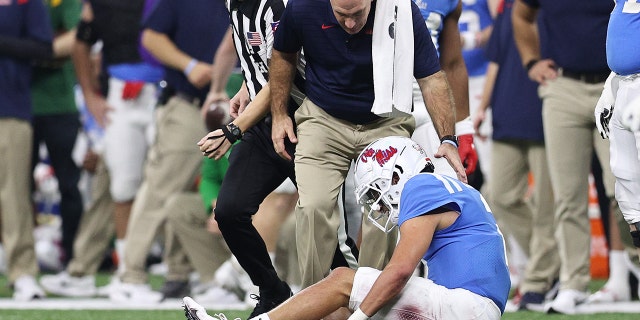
left=435, top=142, right=467, bottom=184
left=271, top=114, right=297, bottom=161
left=85, top=93, right=114, bottom=128
left=473, top=108, right=489, bottom=141
left=622, top=98, right=640, bottom=132
left=187, top=62, right=213, bottom=89
left=527, top=59, right=557, bottom=86
left=229, top=85, right=250, bottom=118
left=595, top=72, right=618, bottom=139
left=197, top=129, right=232, bottom=160
left=82, top=149, right=100, bottom=173
left=457, top=134, right=478, bottom=176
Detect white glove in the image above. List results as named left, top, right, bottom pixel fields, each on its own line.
left=622, top=96, right=640, bottom=132
left=594, top=72, right=619, bottom=139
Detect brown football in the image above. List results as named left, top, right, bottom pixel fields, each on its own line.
left=205, top=101, right=231, bottom=131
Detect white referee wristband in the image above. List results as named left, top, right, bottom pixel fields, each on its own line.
left=183, top=58, right=198, bottom=76
left=348, top=308, right=370, bottom=320
left=455, top=117, right=474, bottom=136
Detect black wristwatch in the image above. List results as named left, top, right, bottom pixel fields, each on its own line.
left=440, top=135, right=458, bottom=148
left=222, top=122, right=243, bottom=143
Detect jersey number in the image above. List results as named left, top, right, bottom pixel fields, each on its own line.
left=431, top=173, right=492, bottom=213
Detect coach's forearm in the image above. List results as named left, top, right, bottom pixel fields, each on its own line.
left=269, top=50, right=297, bottom=118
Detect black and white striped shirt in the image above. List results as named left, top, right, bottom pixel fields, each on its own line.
left=226, top=0, right=305, bottom=102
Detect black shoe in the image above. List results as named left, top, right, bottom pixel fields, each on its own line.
left=519, top=291, right=545, bottom=310
left=248, top=281, right=293, bottom=318
left=161, top=280, right=190, bottom=299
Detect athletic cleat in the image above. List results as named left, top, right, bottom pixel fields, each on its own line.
left=40, top=271, right=97, bottom=297
left=586, top=287, right=631, bottom=303
left=160, top=280, right=191, bottom=299
left=109, top=282, right=163, bottom=303
left=183, top=296, right=239, bottom=320
left=518, top=292, right=545, bottom=310
left=248, top=281, right=293, bottom=318
left=96, top=276, right=121, bottom=297
left=545, top=289, right=588, bottom=314
left=13, top=275, right=46, bottom=301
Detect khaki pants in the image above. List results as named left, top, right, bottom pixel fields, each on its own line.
left=489, top=140, right=559, bottom=293
left=165, top=192, right=231, bottom=282
left=540, top=77, right=617, bottom=291
left=0, top=119, right=38, bottom=282
left=294, top=100, right=414, bottom=287
left=67, top=158, right=115, bottom=276
left=122, top=97, right=206, bottom=284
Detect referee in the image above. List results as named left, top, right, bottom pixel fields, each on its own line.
left=202, top=0, right=359, bottom=317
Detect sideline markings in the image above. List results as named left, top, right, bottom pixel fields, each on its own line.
left=0, top=298, right=247, bottom=311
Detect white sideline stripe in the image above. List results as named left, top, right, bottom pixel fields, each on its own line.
left=0, top=298, right=248, bottom=310
left=504, top=299, right=640, bottom=314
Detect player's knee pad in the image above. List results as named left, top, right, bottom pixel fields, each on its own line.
left=109, top=177, right=141, bottom=202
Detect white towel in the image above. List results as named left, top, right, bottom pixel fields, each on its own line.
left=371, top=0, right=414, bottom=117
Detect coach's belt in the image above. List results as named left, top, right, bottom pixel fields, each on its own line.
left=559, top=68, right=610, bottom=84
left=174, top=91, right=200, bottom=106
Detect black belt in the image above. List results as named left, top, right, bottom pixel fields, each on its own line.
left=560, top=69, right=610, bottom=84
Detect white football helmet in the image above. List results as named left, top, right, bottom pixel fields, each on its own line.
left=354, top=136, right=434, bottom=233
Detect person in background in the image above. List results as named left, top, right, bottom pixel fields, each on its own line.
left=112, top=0, right=231, bottom=302
left=458, top=0, right=499, bottom=191
left=473, top=0, right=558, bottom=310
left=0, top=0, right=53, bottom=301
left=30, top=0, right=83, bottom=268
left=512, top=0, right=636, bottom=314
left=72, top=0, right=164, bottom=288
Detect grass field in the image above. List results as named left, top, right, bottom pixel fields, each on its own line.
left=0, top=273, right=638, bottom=319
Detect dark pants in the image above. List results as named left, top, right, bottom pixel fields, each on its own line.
left=215, top=120, right=357, bottom=289
left=32, top=113, right=83, bottom=265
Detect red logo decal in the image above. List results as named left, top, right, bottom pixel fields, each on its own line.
left=322, top=24, right=335, bottom=30
left=360, top=146, right=398, bottom=167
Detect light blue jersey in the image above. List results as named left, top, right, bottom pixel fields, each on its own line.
left=414, top=0, right=459, bottom=54
left=398, top=173, right=510, bottom=313
left=607, top=0, right=640, bottom=75
left=459, top=0, right=493, bottom=76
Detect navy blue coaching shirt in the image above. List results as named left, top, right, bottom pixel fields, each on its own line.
left=143, top=0, right=229, bottom=102
left=273, top=0, right=440, bottom=124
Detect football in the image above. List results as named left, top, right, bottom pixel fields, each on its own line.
left=205, top=101, right=231, bottom=131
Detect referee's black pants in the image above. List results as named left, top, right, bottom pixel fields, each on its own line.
left=214, top=120, right=358, bottom=289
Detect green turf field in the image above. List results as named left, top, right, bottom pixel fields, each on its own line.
left=0, top=273, right=638, bottom=319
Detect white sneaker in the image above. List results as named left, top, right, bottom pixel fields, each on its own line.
left=109, top=282, right=163, bottom=303
left=96, top=276, right=121, bottom=297
left=40, top=272, right=96, bottom=297
left=545, top=289, right=588, bottom=314
left=586, top=286, right=631, bottom=303
left=13, top=275, right=46, bottom=301
left=183, top=296, right=240, bottom=320
left=194, top=286, right=242, bottom=304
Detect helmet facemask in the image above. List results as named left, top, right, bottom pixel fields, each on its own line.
left=355, top=173, right=400, bottom=233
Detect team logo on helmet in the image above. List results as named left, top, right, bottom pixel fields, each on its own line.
left=360, top=146, right=398, bottom=167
